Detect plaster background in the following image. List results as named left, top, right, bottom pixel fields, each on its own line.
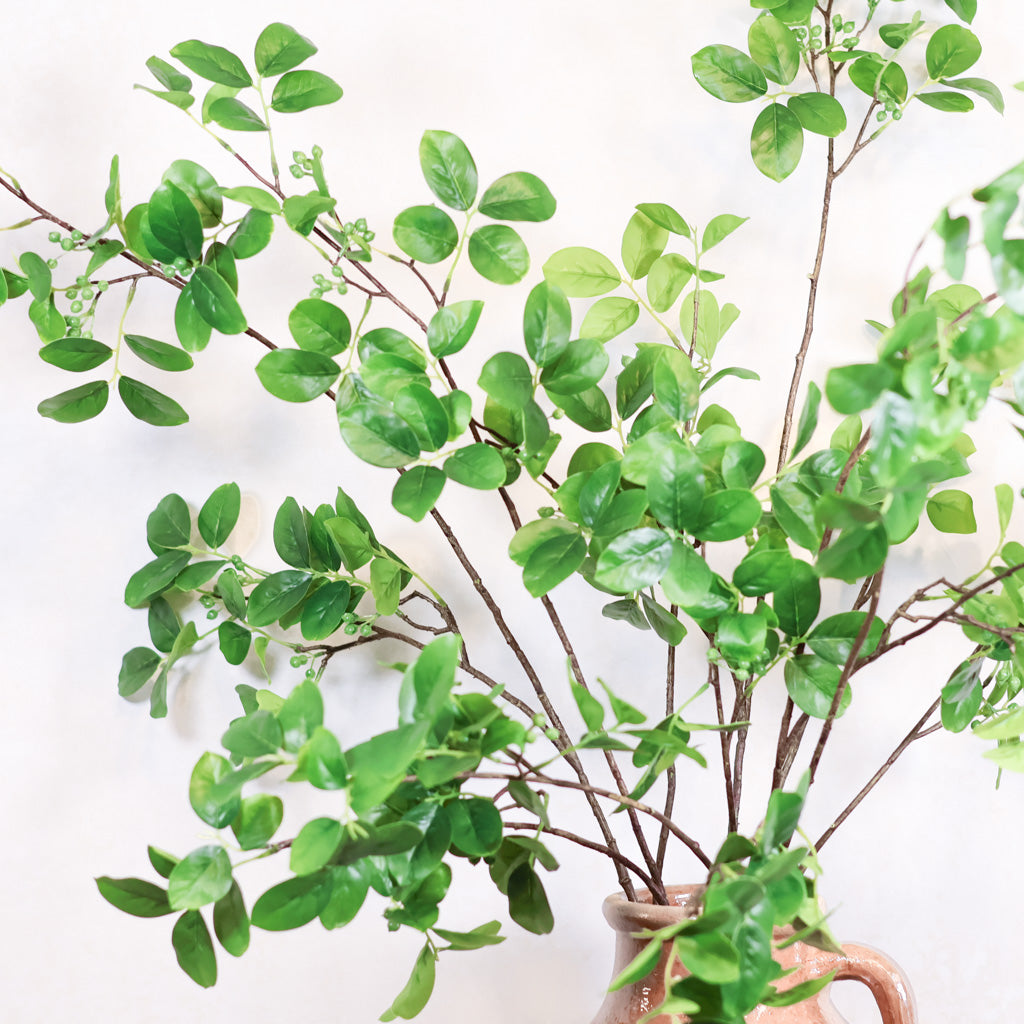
left=2, top=2, right=1023, bottom=1021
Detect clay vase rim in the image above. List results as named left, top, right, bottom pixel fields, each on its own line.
left=601, top=885, right=705, bottom=934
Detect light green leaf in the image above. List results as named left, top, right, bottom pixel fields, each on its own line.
left=926, top=24, right=981, bottom=79
left=751, top=102, right=804, bottom=181
left=479, top=171, right=556, bottom=222
left=271, top=70, right=343, bottom=112
left=748, top=14, right=800, bottom=85
left=543, top=247, right=620, bottom=297
left=926, top=489, right=977, bottom=533
left=254, top=23, right=317, bottom=77
left=692, top=45, right=768, bottom=102
left=170, top=39, right=252, bottom=88
left=255, top=349, right=339, bottom=402
left=419, top=130, right=477, bottom=211
left=468, top=224, right=529, bottom=284
left=788, top=93, right=847, bottom=137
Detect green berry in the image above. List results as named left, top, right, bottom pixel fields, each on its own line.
left=877, top=110, right=887, bottom=122
left=66, top=325, right=81, bottom=336
left=75, top=275, right=88, bottom=287
left=97, top=280, right=109, bottom=292
left=173, top=257, right=188, bottom=271
left=289, top=164, right=304, bottom=179
left=81, top=287, right=94, bottom=300
left=335, top=283, right=348, bottom=295
left=66, top=288, right=78, bottom=299
left=364, top=230, right=375, bottom=242
left=70, top=300, right=83, bottom=313
left=60, top=238, right=75, bottom=251
left=290, top=654, right=307, bottom=668
left=304, top=668, right=316, bottom=680
left=200, top=595, right=216, bottom=608
left=292, top=150, right=305, bottom=164
left=892, top=110, right=902, bottom=120
left=342, top=612, right=357, bottom=623
left=331, top=264, right=344, bottom=278
left=206, top=609, right=218, bottom=620
left=314, top=273, right=328, bottom=286
left=359, top=623, right=372, bottom=636
left=83, top=330, right=93, bottom=339
left=46, top=258, right=58, bottom=269
left=310, top=287, right=323, bottom=298
left=844, top=21, right=855, bottom=32
left=231, top=554, right=244, bottom=568
left=311, top=144, right=323, bottom=159
left=344, top=622, right=358, bottom=635
left=48, top=231, right=61, bottom=243
left=71, top=229, right=83, bottom=241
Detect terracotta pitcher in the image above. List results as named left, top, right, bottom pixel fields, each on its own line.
left=590, top=887, right=917, bottom=1024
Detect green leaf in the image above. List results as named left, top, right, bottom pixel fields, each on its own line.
left=118, top=647, right=161, bottom=696
left=393, top=205, right=458, bottom=263
left=522, top=531, right=587, bottom=597
left=449, top=797, right=504, bottom=857
left=19, top=250, right=51, bottom=301
left=748, top=15, right=800, bottom=85
left=172, top=910, right=217, bottom=988
left=290, top=818, right=344, bottom=875
left=271, top=69, right=343, bottom=112
left=189, top=752, right=241, bottom=829
left=370, top=556, right=403, bottom=616
left=751, top=102, right=804, bottom=182
left=124, top=551, right=191, bottom=607
left=816, top=521, right=889, bottom=583
left=148, top=597, right=181, bottom=652
left=622, top=210, right=668, bottom=280
left=479, top=351, right=533, bottom=409
left=523, top=281, right=571, bottom=366
left=468, top=224, right=529, bottom=284
left=825, top=362, right=896, bottom=414
left=784, top=655, right=850, bottom=719
left=146, top=55, right=192, bottom=92
left=38, top=337, right=112, bottom=372
left=849, top=55, right=908, bottom=104
left=208, top=97, right=267, bottom=131
left=213, top=881, right=249, bottom=957
left=96, top=876, right=173, bottom=917
left=338, top=401, right=421, bottom=468
left=199, top=482, right=241, bottom=547
left=692, top=489, right=763, bottom=543
left=806, top=612, right=883, bottom=665
left=381, top=944, right=436, bottom=1021
left=927, top=489, right=977, bottom=533
left=147, top=493, right=190, bottom=552
left=594, top=528, right=673, bottom=593
left=926, top=24, right=981, bottom=79
left=788, top=93, right=847, bottom=137
left=701, top=214, right=748, bottom=252
left=254, top=23, right=317, bottom=76
left=580, top=296, right=640, bottom=341
left=943, top=0, right=977, bottom=23
left=256, top=349, right=339, bottom=402
left=772, top=560, right=821, bottom=637
left=297, top=727, right=349, bottom=790
left=218, top=621, right=250, bottom=665
left=419, top=130, right=477, bottom=211
left=691, top=45, right=768, bottom=102
left=227, top=208, right=274, bottom=259
left=247, top=570, right=312, bottom=627
left=792, top=382, right=820, bottom=457
left=346, top=722, right=430, bottom=814
left=123, top=334, right=194, bottom=372
left=190, top=266, right=247, bottom=334
left=300, top=579, right=352, bottom=640
left=646, top=254, right=694, bottom=313
left=283, top=192, right=336, bottom=235
left=162, top=159, right=223, bottom=227
left=636, top=202, right=691, bottom=237
left=996, top=483, right=1014, bottom=536
left=231, top=794, right=284, bottom=850
left=540, top=338, right=609, bottom=396
left=479, top=171, right=556, bottom=221
left=170, top=39, right=252, bottom=88
left=942, top=659, right=984, bottom=731
left=393, top=384, right=449, bottom=451
left=646, top=440, right=705, bottom=531
left=118, top=376, right=189, bottom=426
left=175, top=282, right=213, bottom=352
left=506, top=864, right=554, bottom=934
left=28, top=296, right=67, bottom=343
left=444, top=443, right=507, bottom=489
left=288, top=298, right=351, bottom=356
left=222, top=710, right=283, bottom=757
left=653, top=350, right=701, bottom=422
left=216, top=185, right=281, bottom=214
left=762, top=972, right=837, bottom=1008
left=37, top=380, right=109, bottom=423
left=943, top=76, right=1003, bottom=113
left=543, top=247, right=620, bottom=297
left=168, top=845, right=233, bottom=910
left=251, top=871, right=333, bottom=931
left=434, top=921, right=505, bottom=951
left=641, top=594, right=687, bottom=646
left=917, top=91, right=975, bottom=112
left=426, top=300, right=484, bottom=358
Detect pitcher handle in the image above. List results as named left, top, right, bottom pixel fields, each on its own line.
left=823, top=943, right=918, bottom=1024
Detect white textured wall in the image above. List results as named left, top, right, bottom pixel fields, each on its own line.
left=2, top=2, right=1023, bottom=1021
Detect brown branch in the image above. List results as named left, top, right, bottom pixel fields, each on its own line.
left=709, top=663, right=737, bottom=833
left=815, top=697, right=941, bottom=850
left=504, top=821, right=657, bottom=895
left=656, top=635, right=678, bottom=874
left=808, top=570, right=884, bottom=782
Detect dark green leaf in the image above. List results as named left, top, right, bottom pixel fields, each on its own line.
left=227, top=208, right=274, bottom=258
left=96, top=876, right=173, bottom=918
left=118, top=376, right=189, bottom=426
left=338, top=400, right=421, bottom=468
left=449, top=797, right=504, bottom=857
left=419, top=130, right=477, bottom=211
left=816, top=521, right=889, bottom=583
left=393, top=205, right=458, bottom=263
left=172, top=910, right=217, bottom=988
left=170, top=39, right=252, bottom=87
left=190, top=266, right=247, bottom=334
left=917, top=91, right=975, bottom=112
left=251, top=870, right=332, bottom=930
left=38, top=337, right=112, bottom=372
left=278, top=681, right=325, bottom=752
left=444, top=443, right=507, bottom=489
left=231, top=794, right=284, bottom=850
left=300, top=580, right=351, bottom=640
left=124, top=334, right=194, bottom=372
left=849, top=55, right=908, bottom=103
left=594, top=528, right=673, bottom=593
left=772, top=560, right=821, bottom=637
left=124, top=551, right=191, bottom=607
left=942, top=76, right=1003, bottom=113
left=218, top=621, right=251, bottom=665
left=247, top=570, right=311, bottom=627
left=381, top=944, right=436, bottom=1021
left=807, top=612, right=883, bottom=665
left=506, top=864, right=554, bottom=934
left=148, top=182, right=204, bottom=260
left=208, top=96, right=267, bottom=131
left=175, top=282, right=213, bottom=352
left=213, top=881, right=249, bottom=957
left=941, top=659, right=984, bottom=731
left=522, top=531, right=587, bottom=597
left=784, top=655, right=850, bottom=719
left=37, top=380, right=109, bottom=423
left=119, top=647, right=161, bottom=696
left=199, top=482, right=241, bottom=547
left=692, top=489, right=763, bottom=543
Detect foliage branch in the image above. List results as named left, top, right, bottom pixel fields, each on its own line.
left=4, top=4, right=1024, bottom=1020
